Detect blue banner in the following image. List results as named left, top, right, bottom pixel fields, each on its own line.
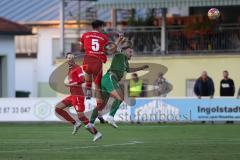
left=127, top=98, right=240, bottom=122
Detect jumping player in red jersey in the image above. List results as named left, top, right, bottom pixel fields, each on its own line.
left=55, top=52, right=102, bottom=142
left=80, top=20, right=108, bottom=117
left=80, top=20, right=122, bottom=120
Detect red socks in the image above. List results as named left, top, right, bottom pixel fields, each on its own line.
left=78, top=116, right=89, bottom=125
left=79, top=116, right=97, bottom=134
left=55, top=108, right=76, bottom=124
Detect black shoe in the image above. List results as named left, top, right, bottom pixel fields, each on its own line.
left=86, top=89, right=92, bottom=99
left=98, top=117, right=105, bottom=124
left=86, top=96, right=91, bottom=100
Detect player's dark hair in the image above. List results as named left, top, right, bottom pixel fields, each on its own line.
left=121, top=46, right=131, bottom=52
left=223, top=70, right=228, bottom=73
left=65, top=52, right=73, bottom=58
left=91, top=20, right=106, bottom=29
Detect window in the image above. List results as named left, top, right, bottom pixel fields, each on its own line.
left=52, top=38, right=79, bottom=61
left=186, top=79, right=196, bottom=97
left=52, top=38, right=60, bottom=60
left=15, top=35, right=37, bottom=57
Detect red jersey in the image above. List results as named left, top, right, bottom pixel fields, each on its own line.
left=80, top=31, right=109, bottom=63
left=68, top=64, right=85, bottom=96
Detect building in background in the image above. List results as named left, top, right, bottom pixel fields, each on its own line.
left=0, top=17, right=31, bottom=97
left=0, top=0, right=240, bottom=97
left=0, top=0, right=192, bottom=97
left=0, top=0, right=104, bottom=97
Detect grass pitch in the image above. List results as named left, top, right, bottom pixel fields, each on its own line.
left=0, top=123, right=240, bottom=160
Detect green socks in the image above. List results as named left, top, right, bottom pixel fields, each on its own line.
left=109, top=99, right=122, bottom=117
left=90, top=99, right=122, bottom=124
left=90, top=108, right=99, bottom=124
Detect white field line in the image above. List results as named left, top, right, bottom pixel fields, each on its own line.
left=0, top=141, right=144, bottom=153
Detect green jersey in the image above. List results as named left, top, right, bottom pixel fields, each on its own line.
left=108, top=52, right=129, bottom=81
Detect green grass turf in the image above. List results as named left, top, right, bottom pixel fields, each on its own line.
left=0, top=123, right=240, bottom=160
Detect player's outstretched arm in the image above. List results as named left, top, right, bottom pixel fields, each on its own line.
left=115, top=33, right=125, bottom=46
left=104, top=36, right=126, bottom=54
left=128, top=65, right=149, bottom=73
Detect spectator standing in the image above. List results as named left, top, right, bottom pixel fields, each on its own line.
left=194, top=71, right=215, bottom=98
left=220, top=70, right=235, bottom=96
left=129, top=73, right=144, bottom=97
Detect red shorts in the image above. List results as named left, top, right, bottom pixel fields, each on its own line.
left=61, top=95, right=85, bottom=112
left=82, top=55, right=103, bottom=86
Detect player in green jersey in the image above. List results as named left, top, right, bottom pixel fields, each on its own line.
left=90, top=41, right=149, bottom=128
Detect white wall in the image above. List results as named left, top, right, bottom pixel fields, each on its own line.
left=36, top=27, right=80, bottom=96
left=15, top=58, right=37, bottom=97
left=36, top=27, right=79, bottom=82
left=37, top=28, right=59, bottom=83
left=0, top=36, right=15, bottom=97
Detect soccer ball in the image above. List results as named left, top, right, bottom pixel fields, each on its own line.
left=208, top=8, right=220, bottom=20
